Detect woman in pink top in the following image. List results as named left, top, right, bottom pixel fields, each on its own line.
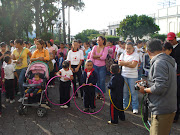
left=90, top=36, right=108, bottom=98
left=57, top=43, right=68, bottom=60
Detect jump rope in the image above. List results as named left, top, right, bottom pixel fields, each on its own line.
left=108, top=81, right=150, bottom=132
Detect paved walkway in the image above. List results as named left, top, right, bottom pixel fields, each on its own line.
left=0, top=77, right=180, bottom=135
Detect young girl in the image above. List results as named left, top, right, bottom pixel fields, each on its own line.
left=56, top=60, right=73, bottom=109
left=107, top=41, right=116, bottom=59
left=4, top=56, right=18, bottom=103
left=81, top=60, right=97, bottom=113
left=25, top=73, right=43, bottom=97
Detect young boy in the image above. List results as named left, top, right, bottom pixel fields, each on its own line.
left=108, top=64, right=125, bottom=125
left=4, top=56, right=18, bottom=103
left=56, top=60, right=73, bottom=109
left=81, top=60, right=98, bottom=113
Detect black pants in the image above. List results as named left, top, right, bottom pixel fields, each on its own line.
left=49, top=71, right=55, bottom=85
left=174, top=76, right=180, bottom=121
left=5, top=79, right=14, bottom=100
left=110, top=94, right=125, bottom=124
left=59, top=80, right=71, bottom=107
left=71, top=65, right=82, bottom=97
left=83, top=86, right=95, bottom=109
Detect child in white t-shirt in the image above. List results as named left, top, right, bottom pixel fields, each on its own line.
left=4, top=56, right=18, bottom=103
left=56, top=60, right=73, bottom=109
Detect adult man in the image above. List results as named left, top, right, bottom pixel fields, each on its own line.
left=167, top=32, right=180, bottom=123
left=138, top=39, right=177, bottom=135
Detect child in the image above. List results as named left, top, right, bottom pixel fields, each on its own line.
left=56, top=60, right=73, bottom=109
left=4, top=56, right=18, bottom=103
left=107, top=64, right=125, bottom=125
left=81, top=60, right=97, bottom=113
left=25, top=73, right=43, bottom=97
left=58, top=52, right=64, bottom=70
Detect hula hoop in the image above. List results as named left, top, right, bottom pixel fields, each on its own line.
left=45, top=75, right=74, bottom=106
left=74, top=84, right=105, bottom=115
left=108, top=81, right=131, bottom=111
left=141, top=94, right=150, bottom=132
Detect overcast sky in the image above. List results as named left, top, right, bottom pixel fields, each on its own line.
left=68, top=0, right=179, bottom=35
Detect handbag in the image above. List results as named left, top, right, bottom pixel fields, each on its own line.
left=103, top=47, right=114, bottom=72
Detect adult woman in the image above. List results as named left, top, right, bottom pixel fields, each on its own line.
left=67, top=40, right=84, bottom=98
left=118, top=42, right=139, bottom=114
left=12, top=39, right=32, bottom=102
left=57, top=43, right=68, bottom=60
left=90, top=36, right=108, bottom=99
left=30, top=39, right=50, bottom=62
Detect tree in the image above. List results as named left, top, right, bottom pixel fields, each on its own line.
left=117, top=14, right=160, bottom=40
left=75, top=29, right=100, bottom=42
left=61, top=0, right=85, bottom=43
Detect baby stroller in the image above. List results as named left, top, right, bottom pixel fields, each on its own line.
left=18, top=61, right=50, bottom=117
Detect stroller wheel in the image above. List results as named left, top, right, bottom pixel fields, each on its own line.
left=37, top=107, right=46, bottom=117
left=18, top=105, right=27, bottom=115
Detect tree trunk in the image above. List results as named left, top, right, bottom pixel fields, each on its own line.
left=68, top=7, right=70, bottom=43
left=34, top=0, right=40, bottom=38
left=62, top=0, right=66, bottom=44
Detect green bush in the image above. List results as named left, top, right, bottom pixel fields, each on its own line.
left=54, top=40, right=60, bottom=45
left=105, top=36, right=119, bottom=43
left=150, top=33, right=167, bottom=42
left=40, top=32, right=53, bottom=41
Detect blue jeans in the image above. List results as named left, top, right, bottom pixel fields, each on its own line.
left=123, top=77, right=139, bottom=110
left=94, top=65, right=106, bottom=93
left=16, top=68, right=27, bottom=97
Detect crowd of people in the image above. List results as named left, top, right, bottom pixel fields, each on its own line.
left=0, top=33, right=179, bottom=134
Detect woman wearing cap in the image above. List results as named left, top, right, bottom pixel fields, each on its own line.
left=90, top=36, right=108, bottom=99
left=12, top=39, right=32, bottom=102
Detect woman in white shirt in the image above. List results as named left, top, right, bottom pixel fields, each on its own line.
left=118, top=42, right=139, bottom=114
left=67, top=40, right=84, bottom=98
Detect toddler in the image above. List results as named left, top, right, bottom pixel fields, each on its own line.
left=25, top=73, right=43, bottom=97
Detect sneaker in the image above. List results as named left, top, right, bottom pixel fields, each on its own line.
left=6, top=99, right=10, bottom=102
left=51, top=85, right=54, bottom=88
left=24, top=97, right=28, bottom=100
left=18, top=98, right=23, bottom=102
left=17, top=92, right=21, bottom=95
left=133, top=109, right=138, bottom=114
left=10, top=99, right=15, bottom=104
left=63, top=105, right=69, bottom=109
left=83, top=108, right=89, bottom=112
left=108, top=121, right=118, bottom=125
left=60, top=105, right=65, bottom=109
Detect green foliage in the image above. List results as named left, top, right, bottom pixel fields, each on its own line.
left=150, top=33, right=167, bottom=41
left=177, top=32, right=180, bottom=38
left=54, top=40, right=60, bottom=45
left=117, top=14, right=160, bottom=40
left=75, top=29, right=100, bottom=42
left=105, top=36, right=119, bottom=43
left=40, top=32, right=53, bottom=41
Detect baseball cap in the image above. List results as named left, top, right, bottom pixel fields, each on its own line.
left=50, top=39, right=54, bottom=44
left=167, top=32, right=176, bottom=40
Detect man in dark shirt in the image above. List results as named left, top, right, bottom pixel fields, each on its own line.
left=167, top=32, right=180, bottom=123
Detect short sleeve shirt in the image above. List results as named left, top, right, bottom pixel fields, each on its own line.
left=13, top=48, right=30, bottom=69
left=119, top=51, right=139, bottom=78
left=59, top=68, right=73, bottom=82
left=67, top=50, right=84, bottom=65
left=4, top=64, right=15, bottom=79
